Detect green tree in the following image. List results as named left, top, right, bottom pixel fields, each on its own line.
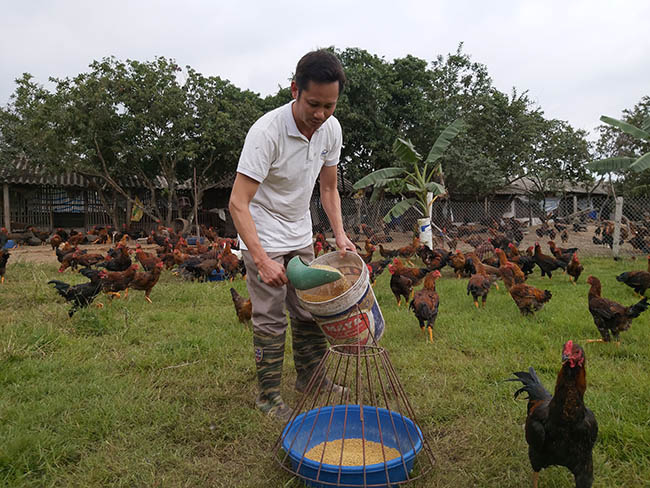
left=353, top=119, right=466, bottom=222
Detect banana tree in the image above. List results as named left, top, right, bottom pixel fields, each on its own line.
left=353, top=118, right=466, bottom=224
left=587, top=115, right=650, bottom=174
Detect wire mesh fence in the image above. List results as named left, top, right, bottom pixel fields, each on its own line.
left=311, top=193, right=650, bottom=258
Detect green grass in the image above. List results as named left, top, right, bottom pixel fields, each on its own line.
left=1, top=257, right=649, bottom=487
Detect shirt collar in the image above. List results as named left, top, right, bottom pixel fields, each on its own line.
left=284, top=100, right=322, bottom=139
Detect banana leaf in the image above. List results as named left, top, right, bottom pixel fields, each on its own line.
left=425, top=181, right=446, bottom=195
left=629, top=152, right=650, bottom=173
left=586, top=157, right=635, bottom=174
left=392, top=138, right=421, bottom=164
left=353, top=167, right=404, bottom=189
left=642, top=116, right=650, bottom=133
left=600, top=116, right=650, bottom=140
left=382, top=197, right=417, bottom=223
left=425, top=118, right=466, bottom=165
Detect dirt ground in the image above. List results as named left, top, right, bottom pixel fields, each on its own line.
left=6, top=242, right=160, bottom=266
left=6, top=223, right=642, bottom=265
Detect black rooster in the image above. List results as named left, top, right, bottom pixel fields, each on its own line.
left=508, top=341, right=598, bottom=488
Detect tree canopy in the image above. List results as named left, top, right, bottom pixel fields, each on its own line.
left=0, top=45, right=606, bottom=224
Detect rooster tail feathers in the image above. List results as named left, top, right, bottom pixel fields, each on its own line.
left=47, top=279, right=70, bottom=295
left=543, top=290, right=552, bottom=302
left=628, top=297, right=649, bottom=318
left=507, top=367, right=552, bottom=402
left=557, top=259, right=568, bottom=270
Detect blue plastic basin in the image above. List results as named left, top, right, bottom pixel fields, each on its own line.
left=281, top=405, right=422, bottom=488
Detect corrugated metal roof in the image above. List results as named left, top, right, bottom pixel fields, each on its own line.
left=494, top=177, right=611, bottom=196
left=0, top=158, right=191, bottom=190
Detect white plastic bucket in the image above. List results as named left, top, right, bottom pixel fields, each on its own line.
left=296, top=252, right=385, bottom=348
left=418, top=217, right=433, bottom=249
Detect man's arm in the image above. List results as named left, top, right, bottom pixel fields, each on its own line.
left=319, top=165, right=356, bottom=254
left=228, top=173, right=288, bottom=287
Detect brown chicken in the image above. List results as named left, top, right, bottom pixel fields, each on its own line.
left=378, top=243, right=399, bottom=259
left=389, top=258, right=429, bottom=287
left=230, top=287, right=252, bottom=325
left=314, top=232, right=335, bottom=253
left=67, top=232, right=86, bottom=247
left=495, top=248, right=525, bottom=284
left=533, top=242, right=567, bottom=279
left=567, top=253, right=584, bottom=284
left=389, top=265, right=415, bottom=307
left=220, top=242, right=243, bottom=280
left=507, top=243, right=536, bottom=276
left=508, top=341, right=598, bottom=488
left=504, top=264, right=552, bottom=316
left=615, top=255, right=650, bottom=296
left=49, top=234, right=63, bottom=250
left=129, top=261, right=164, bottom=303
left=367, top=258, right=391, bottom=286
left=409, top=270, right=441, bottom=343
left=135, top=243, right=162, bottom=271
left=448, top=250, right=466, bottom=278
left=73, top=251, right=105, bottom=268
left=397, top=236, right=420, bottom=264
left=100, top=263, right=138, bottom=299
left=586, top=275, right=649, bottom=345
left=466, top=257, right=498, bottom=308
left=548, top=240, right=578, bottom=265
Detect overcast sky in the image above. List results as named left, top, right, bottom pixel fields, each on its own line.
left=2, top=0, right=649, bottom=140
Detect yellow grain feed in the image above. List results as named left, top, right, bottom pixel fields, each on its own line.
left=299, top=265, right=351, bottom=302
left=304, top=438, right=401, bottom=466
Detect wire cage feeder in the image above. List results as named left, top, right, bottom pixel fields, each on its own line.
left=273, top=321, right=435, bottom=487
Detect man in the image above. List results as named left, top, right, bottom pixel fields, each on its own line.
left=229, top=50, right=355, bottom=422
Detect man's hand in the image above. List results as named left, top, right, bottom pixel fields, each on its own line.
left=257, top=257, right=288, bottom=287
left=335, top=234, right=357, bottom=257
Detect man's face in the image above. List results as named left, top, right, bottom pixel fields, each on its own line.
left=291, top=80, right=339, bottom=135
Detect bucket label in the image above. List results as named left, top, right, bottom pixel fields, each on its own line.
left=321, top=313, right=370, bottom=340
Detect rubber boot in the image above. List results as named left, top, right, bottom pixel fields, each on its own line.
left=253, top=331, right=293, bottom=422
left=292, top=320, right=347, bottom=397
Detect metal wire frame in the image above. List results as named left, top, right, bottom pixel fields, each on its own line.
left=273, top=339, right=436, bottom=487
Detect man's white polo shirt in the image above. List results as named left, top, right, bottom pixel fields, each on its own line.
left=236, top=101, right=342, bottom=252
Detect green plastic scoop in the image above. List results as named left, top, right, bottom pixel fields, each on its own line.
left=286, top=256, right=344, bottom=290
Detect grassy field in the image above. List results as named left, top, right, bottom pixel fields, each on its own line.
left=1, top=256, right=649, bottom=487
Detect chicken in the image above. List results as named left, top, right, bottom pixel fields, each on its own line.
left=548, top=240, right=578, bottom=265
left=134, top=243, right=162, bottom=271
left=389, top=267, right=415, bottom=308
left=448, top=250, right=466, bottom=278
left=67, top=232, right=86, bottom=247
left=49, top=233, right=63, bottom=250
left=533, top=242, right=567, bottom=279
left=129, top=261, right=164, bottom=303
left=98, top=245, right=133, bottom=272
left=0, top=249, right=10, bottom=284
left=314, top=232, right=335, bottom=253
left=495, top=248, right=525, bottom=284
left=586, top=275, right=649, bottom=345
left=378, top=243, right=399, bottom=259
left=615, top=255, right=650, bottom=296
left=397, top=236, right=420, bottom=264
left=508, top=341, right=598, bottom=488
left=47, top=268, right=104, bottom=316
left=364, top=239, right=376, bottom=255
left=567, top=253, right=584, bottom=284
left=504, top=265, right=552, bottom=316
left=58, top=248, right=86, bottom=272
left=313, top=240, right=323, bottom=257
left=230, top=287, right=252, bottom=325
left=220, top=242, right=243, bottom=280
left=507, top=243, right=536, bottom=276
left=416, top=245, right=449, bottom=271
left=367, top=258, right=391, bottom=286
left=359, top=248, right=374, bottom=264
left=466, top=257, right=497, bottom=309
left=409, top=270, right=441, bottom=343
left=100, top=263, right=138, bottom=299
left=389, top=258, right=429, bottom=287
left=73, top=251, right=105, bottom=268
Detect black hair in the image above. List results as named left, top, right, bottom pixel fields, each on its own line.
left=294, top=49, right=346, bottom=96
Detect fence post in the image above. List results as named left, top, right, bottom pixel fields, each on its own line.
left=612, top=196, right=623, bottom=258
left=3, top=183, right=11, bottom=232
